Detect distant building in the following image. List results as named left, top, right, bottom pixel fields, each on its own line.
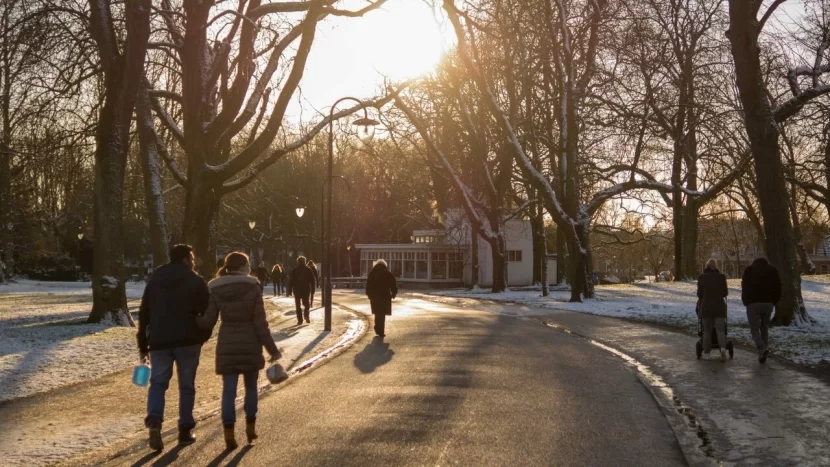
left=355, top=210, right=556, bottom=289
left=811, top=236, right=830, bottom=274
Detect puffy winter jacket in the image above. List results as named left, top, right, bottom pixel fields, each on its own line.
left=197, top=273, right=280, bottom=375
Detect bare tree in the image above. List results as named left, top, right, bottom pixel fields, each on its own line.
left=85, top=0, right=151, bottom=325
left=725, top=0, right=830, bottom=325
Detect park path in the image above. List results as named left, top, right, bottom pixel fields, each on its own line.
left=0, top=296, right=360, bottom=467
left=411, top=293, right=830, bottom=466
left=99, top=293, right=685, bottom=467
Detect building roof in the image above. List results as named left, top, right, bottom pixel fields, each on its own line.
left=354, top=243, right=467, bottom=250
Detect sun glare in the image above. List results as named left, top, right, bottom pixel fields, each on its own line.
left=296, top=1, right=452, bottom=117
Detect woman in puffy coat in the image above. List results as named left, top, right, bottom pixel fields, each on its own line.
left=697, top=258, right=729, bottom=362
left=197, top=252, right=281, bottom=450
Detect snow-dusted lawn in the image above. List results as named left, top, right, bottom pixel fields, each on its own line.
left=0, top=280, right=146, bottom=402
left=414, top=276, right=830, bottom=367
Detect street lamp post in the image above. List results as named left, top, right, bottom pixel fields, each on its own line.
left=320, top=175, right=350, bottom=307
left=324, top=98, right=378, bottom=330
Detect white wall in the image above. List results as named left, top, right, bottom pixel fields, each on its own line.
left=466, top=219, right=534, bottom=287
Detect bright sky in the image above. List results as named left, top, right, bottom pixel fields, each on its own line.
left=286, top=0, right=454, bottom=122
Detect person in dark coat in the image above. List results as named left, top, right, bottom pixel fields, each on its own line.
left=270, top=264, right=284, bottom=296
left=288, top=256, right=316, bottom=325
left=697, top=258, right=729, bottom=362
left=254, top=261, right=268, bottom=292
left=308, top=260, right=319, bottom=307
left=197, top=252, right=280, bottom=450
left=741, top=257, right=781, bottom=364
left=137, top=244, right=210, bottom=451
left=366, top=259, right=398, bottom=337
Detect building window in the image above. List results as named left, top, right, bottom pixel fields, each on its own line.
left=404, top=259, right=415, bottom=278
left=823, top=264, right=829, bottom=274
left=416, top=251, right=428, bottom=279
left=431, top=252, right=447, bottom=279
left=507, top=250, right=523, bottom=262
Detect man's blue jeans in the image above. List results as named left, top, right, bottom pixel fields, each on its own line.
left=222, top=372, right=259, bottom=426
left=145, top=344, right=202, bottom=429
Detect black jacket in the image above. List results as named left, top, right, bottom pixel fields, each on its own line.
left=137, top=263, right=210, bottom=353
left=697, top=267, right=728, bottom=319
left=254, top=266, right=268, bottom=285
left=366, top=264, right=398, bottom=316
left=288, top=264, right=316, bottom=297
left=741, top=258, right=782, bottom=305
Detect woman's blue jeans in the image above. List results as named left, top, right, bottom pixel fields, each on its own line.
left=222, top=371, right=258, bottom=426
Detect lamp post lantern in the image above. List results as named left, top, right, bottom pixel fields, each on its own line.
left=295, top=207, right=305, bottom=218
left=248, top=221, right=256, bottom=230
left=323, top=98, right=378, bottom=330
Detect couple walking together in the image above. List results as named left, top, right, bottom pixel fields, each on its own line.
left=137, top=245, right=280, bottom=452
left=697, top=257, right=781, bottom=363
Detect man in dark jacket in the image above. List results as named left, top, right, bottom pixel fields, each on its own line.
left=137, top=244, right=210, bottom=451
left=366, top=259, right=398, bottom=337
left=742, top=257, right=781, bottom=364
left=697, top=259, right=729, bottom=361
left=287, top=256, right=316, bottom=325
left=254, top=261, right=268, bottom=292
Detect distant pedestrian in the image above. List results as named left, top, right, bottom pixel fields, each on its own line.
left=697, top=259, right=728, bottom=362
left=270, top=264, right=284, bottom=296
left=741, top=257, right=781, bottom=364
left=288, top=256, right=316, bottom=325
left=137, top=244, right=210, bottom=451
left=308, top=260, right=319, bottom=307
left=197, top=252, right=281, bottom=450
left=254, top=261, right=268, bottom=292
left=366, top=259, right=397, bottom=337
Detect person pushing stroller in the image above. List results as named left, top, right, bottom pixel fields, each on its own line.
left=697, top=259, right=729, bottom=362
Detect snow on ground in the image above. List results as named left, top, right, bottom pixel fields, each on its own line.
left=413, top=276, right=830, bottom=367
left=0, top=281, right=146, bottom=402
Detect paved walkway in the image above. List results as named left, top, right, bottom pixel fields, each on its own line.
left=0, top=296, right=360, bottom=467
left=411, top=293, right=830, bottom=466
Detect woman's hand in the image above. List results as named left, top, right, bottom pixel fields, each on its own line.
left=269, top=352, right=281, bottom=362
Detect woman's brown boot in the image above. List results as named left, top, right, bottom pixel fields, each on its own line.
left=223, top=425, right=238, bottom=450
left=246, top=419, right=258, bottom=443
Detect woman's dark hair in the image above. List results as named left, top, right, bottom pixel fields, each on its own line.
left=217, top=251, right=249, bottom=278
left=169, top=244, right=193, bottom=264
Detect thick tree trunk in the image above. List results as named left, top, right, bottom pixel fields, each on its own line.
left=87, top=0, right=151, bottom=326
left=727, top=5, right=809, bottom=326
left=137, top=87, right=169, bottom=268
left=569, top=222, right=594, bottom=301
left=88, top=114, right=133, bottom=326
left=183, top=182, right=220, bottom=279
left=681, top=200, right=700, bottom=279
left=556, top=228, right=566, bottom=285
left=0, top=27, right=13, bottom=279
left=488, top=235, right=507, bottom=293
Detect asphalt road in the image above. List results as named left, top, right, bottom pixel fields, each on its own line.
left=105, top=293, right=686, bottom=467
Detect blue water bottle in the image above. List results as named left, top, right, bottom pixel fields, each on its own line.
left=132, top=362, right=151, bottom=387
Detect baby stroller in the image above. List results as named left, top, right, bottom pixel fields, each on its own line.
left=695, top=300, right=734, bottom=360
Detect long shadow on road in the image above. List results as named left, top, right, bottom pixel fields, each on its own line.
left=353, top=336, right=394, bottom=373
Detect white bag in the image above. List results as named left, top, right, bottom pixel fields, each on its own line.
left=266, top=363, right=289, bottom=384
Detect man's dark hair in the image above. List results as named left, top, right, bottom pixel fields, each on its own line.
left=169, top=244, right=193, bottom=264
